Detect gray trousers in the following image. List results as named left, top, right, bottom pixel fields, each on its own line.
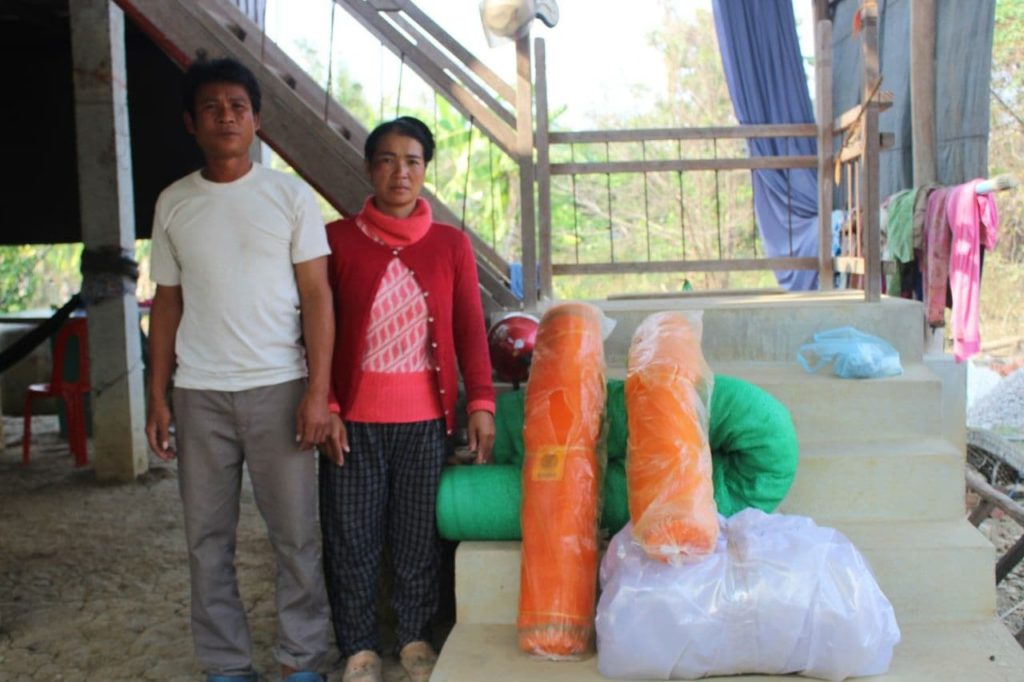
left=173, top=379, right=331, bottom=676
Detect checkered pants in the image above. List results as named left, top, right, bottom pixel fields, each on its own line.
left=318, top=419, right=446, bottom=657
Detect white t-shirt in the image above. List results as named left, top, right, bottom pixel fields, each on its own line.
left=150, top=164, right=330, bottom=391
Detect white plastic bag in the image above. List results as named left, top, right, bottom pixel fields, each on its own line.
left=596, top=509, right=900, bottom=681
left=797, top=326, right=902, bottom=379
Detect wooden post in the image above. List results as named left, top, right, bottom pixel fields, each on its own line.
left=534, top=37, right=553, bottom=301
left=859, top=6, right=882, bottom=302
left=812, top=0, right=830, bottom=25
left=70, top=0, right=149, bottom=480
left=815, top=19, right=835, bottom=289
left=516, top=33, right=537, bottom=309
left=910, top=0, right=937, bottom=186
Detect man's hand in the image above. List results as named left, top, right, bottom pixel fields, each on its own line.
left=146, top=399, right=176, bottom=461
left=467, top=410, right=496, bottom=464
left=320, top=413, right=350, bottom=466
left=296, top=390, right=332, bottom=450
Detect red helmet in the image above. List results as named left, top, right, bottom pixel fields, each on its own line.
left=487, top=313, right=539, bottom=383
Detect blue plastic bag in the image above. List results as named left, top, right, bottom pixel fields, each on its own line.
left=797, top=327, right=902, bottom=379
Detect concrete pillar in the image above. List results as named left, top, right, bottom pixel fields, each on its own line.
left=70, top=0, right=148, bottom=480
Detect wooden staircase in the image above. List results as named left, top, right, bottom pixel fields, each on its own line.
left=434, top=293, right=1024, bottom=681
left=116, top=0, right=521, bottom=315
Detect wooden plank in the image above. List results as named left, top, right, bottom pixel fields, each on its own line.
left=816, top=18, right=834, bottom=289
left=838, top=140, right=864, bottom=164
left=337, top=0, right=517, bottom=155
left=996, top=533, right=1024, bottom=584
left=832, top=90, right=893, bottom=133
left=833, top=256, right=896, bottom=276
left=553, top=257, right=819, bottom=276
left=966, top=469, right=1024, bottom=527
left=860, top=7, right=882, bottom=301
left=534, top=37, right=552, bottom=301
left=968, top=500, right=997, bottom=527
left=551, top=156, right=817, bottom=176
left=834, top=256, right=866, bottom=275
left=607, top=287, right=785, bottom=301
left=910, top=0, right=937, bottom=185
left=387, top=11, right=516, bottom=128
left=395, top=0, right=516, bottom=103
left=516, top=34, right=536, bottom=309
left=549, top=124, right=817, bottom=144
left=70, top=0, right=148, bottom=481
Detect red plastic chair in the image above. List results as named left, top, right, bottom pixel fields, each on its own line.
left=22, top=317, right=91, bottom=467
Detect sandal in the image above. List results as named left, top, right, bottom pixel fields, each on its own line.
left=400, top=641, right=438, bottom=682
left=342, top=650, right=382, bottom=682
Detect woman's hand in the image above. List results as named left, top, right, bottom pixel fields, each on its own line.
left=467, top=410, right=496, bottom=464
left=320, top=413, right=350, bottom=466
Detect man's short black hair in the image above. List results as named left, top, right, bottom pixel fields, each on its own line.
left=181, top=57, right=262, bottom=116
left=364, top=116, right=435, bottom=165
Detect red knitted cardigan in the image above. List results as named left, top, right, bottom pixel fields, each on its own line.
left=325, top=215, right=495, bottom=435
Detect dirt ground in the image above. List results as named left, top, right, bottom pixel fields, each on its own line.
left=0, top=416, right=428, bottom=681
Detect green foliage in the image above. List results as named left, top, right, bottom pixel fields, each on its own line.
left=0, top=244, right=82, bottom=313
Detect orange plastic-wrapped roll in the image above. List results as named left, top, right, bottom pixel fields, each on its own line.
left=626, top=311, right=718, bottom=562
left=518, top=302, right=606, bottom=659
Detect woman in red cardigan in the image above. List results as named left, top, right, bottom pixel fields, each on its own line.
left=320, top=116, right=495, bottom=682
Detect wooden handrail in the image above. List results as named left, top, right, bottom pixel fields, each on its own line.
left=336, top=0, right=516, bottom=155
left=394, top=0, right=516, bottom=103
left=554, top=257, right=820, bottom=276
left=548, top=124, right=817, bottom=144
left=550, top=155, right=817, bottom=176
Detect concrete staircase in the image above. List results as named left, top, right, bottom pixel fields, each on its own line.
left=434, top=292, right=1024, bottom=681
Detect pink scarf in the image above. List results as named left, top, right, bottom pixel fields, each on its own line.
left=945, top=180, right=999, bottom=361
left=357, top=196, right=432, bottom=247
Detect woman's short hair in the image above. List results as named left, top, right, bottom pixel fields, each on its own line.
left=364, top=116, right=435, bottom=165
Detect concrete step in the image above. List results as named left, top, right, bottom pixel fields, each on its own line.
left=702, top=361, right=945, bottom=443
left=453, top=520, right=995, bottom=628
left=434, top=618, right=1024, bottom=681
left=778, top=437, right=966, bottom=522
left=596, top=291, right=926, bottom=367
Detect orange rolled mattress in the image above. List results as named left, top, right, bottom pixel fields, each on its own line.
left=625, top=311, right=718, bottom=562
left=517, top=302, right=606, bottom=659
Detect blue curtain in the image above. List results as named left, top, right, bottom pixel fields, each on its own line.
left=712, top=0, right=819, bottom=291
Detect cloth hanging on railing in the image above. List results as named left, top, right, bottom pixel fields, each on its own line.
left=712, top=0, right=819, bottom=292
left=946, top=180, right=999, bottom=362
left=878, top=181, right=1002, bottom=363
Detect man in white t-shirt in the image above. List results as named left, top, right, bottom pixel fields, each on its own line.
left=146, top=57, right=337, bottom=682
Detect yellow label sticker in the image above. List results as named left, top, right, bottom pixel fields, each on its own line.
left=530, top=446, right=566, bottom=482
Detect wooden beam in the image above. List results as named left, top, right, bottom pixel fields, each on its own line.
left=816, top=18, right=835, bottom=289
left=549, top=124, right=817, bottom=145
left=996, top=534, right=1024, bottom=584
left=910, top=0, right=937, bottom=185
left=860, top=7, right=882, bottom=301
left=553, top=257, right=819, bottom=276
left=534, top=37, right=552, bottom=301
left=387, top=11, right=516, bottom=127
left=550, top=156, right=817, bottom=176
left=337, top=0, right=517, bottom=155
left=395, top=0, right=516, bottom=103
left=516, top=34, right=537, bottom=309
left=70, top=0, right=148, bottom=481
left=966, top=469, right=1024, bottom=527
left=833, top=91, right=893, bottom=133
